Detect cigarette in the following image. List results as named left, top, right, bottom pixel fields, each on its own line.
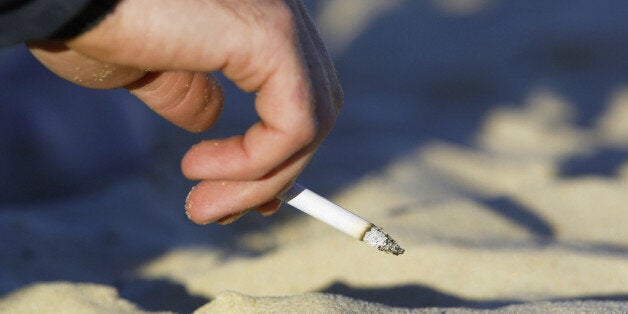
left=280, top=182, right=404, bottom=255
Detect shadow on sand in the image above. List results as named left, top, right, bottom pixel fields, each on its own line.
left=322, top=282, right=628, bottom=310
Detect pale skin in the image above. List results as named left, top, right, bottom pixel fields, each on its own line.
left=27, top=0, right=342, bottom=225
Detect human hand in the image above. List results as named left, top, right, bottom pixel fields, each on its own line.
left=28, top=0, right=342, bottom=224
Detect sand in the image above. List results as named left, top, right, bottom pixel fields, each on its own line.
left=1, top=283, right=625, bottom=314
left=0, top=282, right=151, bottom=314
left=1, top=0, right=627, bottom=313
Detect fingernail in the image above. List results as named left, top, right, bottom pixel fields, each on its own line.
left=184, top=185, right=196, bottom=220
left=216, top=211, right=247, bottom=225
left=185, top=186, right=217, bottom=225
left=257, top=199, right=282, bottom=217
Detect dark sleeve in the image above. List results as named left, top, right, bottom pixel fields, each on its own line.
left=0, top=0, right=117, bottom=47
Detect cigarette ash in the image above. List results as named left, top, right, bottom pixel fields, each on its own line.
left=362, top=226, right=405, bottom=255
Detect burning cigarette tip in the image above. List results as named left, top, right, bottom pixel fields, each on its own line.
left=362, top=226, right=405, bottom=256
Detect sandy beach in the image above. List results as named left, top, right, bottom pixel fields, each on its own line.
left=1, top=0, right=627, bottom=312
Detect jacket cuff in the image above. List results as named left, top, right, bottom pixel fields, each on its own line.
left=0, top=0, right=117, bottom=47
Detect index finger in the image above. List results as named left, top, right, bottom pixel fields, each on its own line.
left=181, top=57, right=325, bottom=180
left=181, top=0, right=339, bottom=180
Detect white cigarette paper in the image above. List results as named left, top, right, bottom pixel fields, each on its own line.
left=280, top=183, right=404, bottom=255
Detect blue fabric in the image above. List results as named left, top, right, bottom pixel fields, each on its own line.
left=0, top=46, right=162, bottom=202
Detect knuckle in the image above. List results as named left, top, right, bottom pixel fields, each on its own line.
left=289, top=118, right=318, bottom=147
left=224, top=0, right=296, bottom=35
left=248, top=1, right=297, bottom=46
left=220, top=1, right=297, bottom=90
left=269, top=1, right=297, bottom=33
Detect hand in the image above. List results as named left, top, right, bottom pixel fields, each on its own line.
left=27, top=0, right=342, bottom=224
